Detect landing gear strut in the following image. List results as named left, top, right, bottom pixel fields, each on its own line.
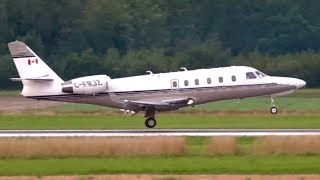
left=270, top=97, right=278, bottom=114
left=145, top=108, right=156, bottom=128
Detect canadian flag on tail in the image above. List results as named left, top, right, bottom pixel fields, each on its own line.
left=28, top=58, right=38, bottom=65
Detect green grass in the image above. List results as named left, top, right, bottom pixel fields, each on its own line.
left=0, top=114, right=319, bottom=129
left=0, top=90, right=20, bottom=97
left=292, top=89, right=320, bottom=98
left=0, top=156, right=319, bottom=175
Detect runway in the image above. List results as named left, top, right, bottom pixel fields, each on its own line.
left=0, top=129, right=320, bottom=137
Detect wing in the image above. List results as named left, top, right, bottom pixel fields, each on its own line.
left=125, top=97, right=194, bottom=111
left=127, top=97, right=194, bottom=106
left=110, top=93, right=194, bottom=112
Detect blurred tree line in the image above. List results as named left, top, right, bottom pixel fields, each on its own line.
left=0, top=0, right=319, bottom=88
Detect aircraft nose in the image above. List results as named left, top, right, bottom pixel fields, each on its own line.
left=292, top=78, right=306, bottom=89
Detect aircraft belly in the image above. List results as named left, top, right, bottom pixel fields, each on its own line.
left=115, top=83, right=295, bottom=106
left=31, top=94, right=121, bottom=109
left=30, top=83, right=295, bottom=111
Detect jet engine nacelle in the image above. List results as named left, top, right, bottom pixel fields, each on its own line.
left=62, top=75, right=111, bottom=94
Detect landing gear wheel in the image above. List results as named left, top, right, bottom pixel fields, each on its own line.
left=145, top=118, right=156, bottom=128
left=270, top=107, right=278, bottom=114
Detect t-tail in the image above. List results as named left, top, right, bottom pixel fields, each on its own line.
left=8, top=41, right=63, bottom=97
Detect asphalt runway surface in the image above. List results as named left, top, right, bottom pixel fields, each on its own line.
left=0, top=129, right=320, bottom=137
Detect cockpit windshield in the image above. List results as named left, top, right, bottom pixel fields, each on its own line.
left=255, top=71, right=267, bottom=78
left=246, top=72, right=257, bottom=79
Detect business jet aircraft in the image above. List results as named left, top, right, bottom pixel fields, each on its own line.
left=8, top=41, right=306, bottom=128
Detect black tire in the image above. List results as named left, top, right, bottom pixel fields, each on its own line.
left=145, top=118, right=156, bottom=128
left=270, top=107, right=278, bottom=114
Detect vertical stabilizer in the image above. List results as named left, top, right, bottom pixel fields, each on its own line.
left=8, top=41, right=63, bottom=97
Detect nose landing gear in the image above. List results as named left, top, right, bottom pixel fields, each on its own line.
left=270, top=106, right=278, bottom=114
left=270, top=97, right=278, bottom=114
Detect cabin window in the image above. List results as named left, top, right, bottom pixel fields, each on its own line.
left=219, top=77, right=223, bottom=83
left=246, top=72, right=257, bottom=79
left=184, top=80, right=189, bottom=86
left=173, top=81, right=178, bottom=87
left=231, top=75, right=236, bottom=82
left=195, top=79, right=199, bottom=85
left=207, top=78, right=212, bottom=84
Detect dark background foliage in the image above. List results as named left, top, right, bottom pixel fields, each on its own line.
left=0, top=0, right=319, bottom=89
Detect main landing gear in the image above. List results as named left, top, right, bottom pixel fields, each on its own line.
left=145, top=118, right=156, bottom=128
left=144, top=109, right=156, bottom=128
left=270, top=97, right=278, bottom=114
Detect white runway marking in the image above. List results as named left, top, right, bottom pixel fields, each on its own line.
left=0, top=129, right=320, bottom=137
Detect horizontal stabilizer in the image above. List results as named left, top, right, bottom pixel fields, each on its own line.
left=10, top=78, right=53, bottom=81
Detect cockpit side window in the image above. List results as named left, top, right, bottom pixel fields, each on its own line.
left=255, top=71, right=266, bottom=78
left=246, top=72, right=257, bottom=79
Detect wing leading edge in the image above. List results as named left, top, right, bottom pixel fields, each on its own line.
left=124, top=97, right=194, bottom=112
left=126, top=97, right=194, bottom=106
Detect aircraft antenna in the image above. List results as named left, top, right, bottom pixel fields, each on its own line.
left=146, top=71, right=153, bottom=75
left=180, top=67, right=188, bottom=71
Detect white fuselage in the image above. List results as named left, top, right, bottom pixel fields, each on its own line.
left=32, top=66, right=305, bottom=112
left=108, top=66, right=304, bottom=93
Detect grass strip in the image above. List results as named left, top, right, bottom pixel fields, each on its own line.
left=0, top=137, right=186, bottom=158
left=0, top=91, right=20, bottom=97
left=0, top=136, right=319, bottom=158
left=0, top=114, right=319, bottom=129
left=0, top=156, right=319, bottom=175
left=252, top=136, right=320, bottom=155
